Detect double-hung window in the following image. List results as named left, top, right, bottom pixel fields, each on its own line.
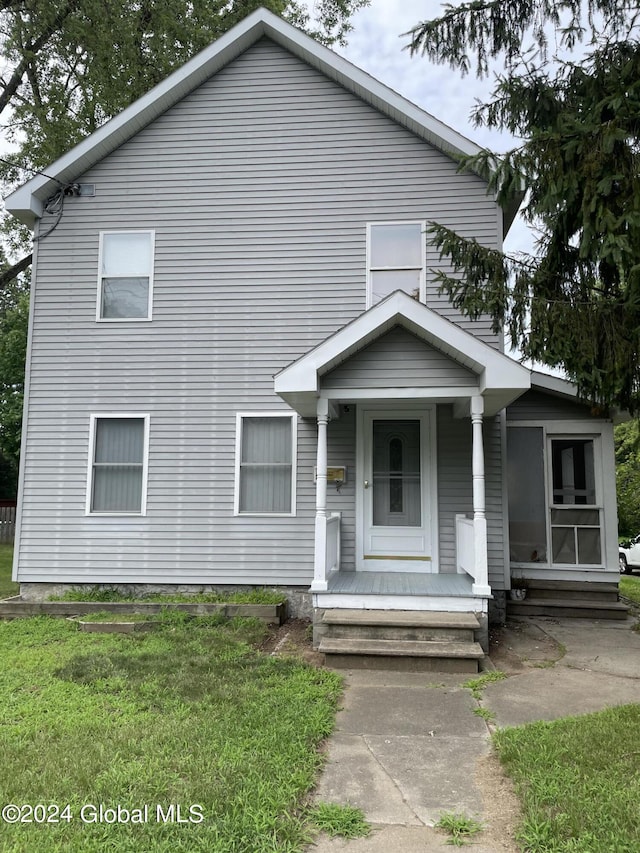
left=367, top=222, right=425, bottom=307
left=235, top=414, right=296, bottom=515
left=97, top=231, right=154, bottom=320
left=87, top=415, right=149, bottom=515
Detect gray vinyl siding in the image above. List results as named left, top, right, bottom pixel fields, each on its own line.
left=17, top=37, right=503, bottom=586
left=322, top=326, right=476, bottom=389
left=326, top=406, right=356, bottom=571
left=507, top=390, right=594, bottom=421
left=437, top=406, right=505, bottom=589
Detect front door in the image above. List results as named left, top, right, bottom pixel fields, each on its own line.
left=359, top=410, right=434, bottom=572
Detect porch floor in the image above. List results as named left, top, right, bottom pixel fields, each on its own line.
left=326, top=571, right=477, bottom=597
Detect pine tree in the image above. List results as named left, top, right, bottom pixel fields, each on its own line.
left=408, top=0, right=640, bottom=413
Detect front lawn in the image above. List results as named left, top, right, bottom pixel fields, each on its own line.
left=495, top=704, right=640, bottom=851
left=619, top=574, right=640, bottom=606
left=0, top=615, right=342, bottom=852
left=0, top=542, right=17, bottom=598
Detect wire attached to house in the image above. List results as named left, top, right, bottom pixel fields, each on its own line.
left=0, top=155, right=74, bottom=242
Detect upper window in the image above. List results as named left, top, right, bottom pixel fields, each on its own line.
left=235, top=414, right=296, bottom=515
left=97, top=231, right=154, bottom=320
left=367, top=222, right=425, bottom=307
left=87, top=415, right=149, bottom=515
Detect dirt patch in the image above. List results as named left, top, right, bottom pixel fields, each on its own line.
left=259, top=618, right=325, bottom=667
left=475, top=750, right=522, bottom=853
left=489, top=619, right=565, bottom=673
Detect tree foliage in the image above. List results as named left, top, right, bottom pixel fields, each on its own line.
left=408, top=1, right=640, bottom=414
left=615, top=420, right=640, bottom=537
left=0, top=290, right=27, bottom=464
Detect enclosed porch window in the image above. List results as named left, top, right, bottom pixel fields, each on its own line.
left=508, top=428, right=603, bottom=567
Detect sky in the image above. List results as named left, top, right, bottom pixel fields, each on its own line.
left=335, top=0, right=535, bottom=257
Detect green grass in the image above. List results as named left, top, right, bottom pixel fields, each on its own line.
left=0, top=615, right=342, bottom=852
left=619, top=574, right=640, bottom=606
left=73, top=611, right=162, bottom=623
left=494, top=704, right=640, bottom=852
left=49, top=586, right=286, bottom=605
left=308, top=803, right=370, bottom=838
left=463, top=670, right=507, bottom=700
left=0, top=542, right=18, bottom=599
left=435, top=812, right=483, bottom=846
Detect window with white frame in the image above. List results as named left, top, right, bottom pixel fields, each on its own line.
left=235, top=414, right=296, bottom=515
left=367, top=222, right=425, bottom=307
left=98, top=231, right=154, bottom=320
left=88, top=416, right=149, bottom=514
left=549, top=437, right=601, bottom=565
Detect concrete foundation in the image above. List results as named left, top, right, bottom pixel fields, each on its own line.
left=18, top=582, right=313, bottom=619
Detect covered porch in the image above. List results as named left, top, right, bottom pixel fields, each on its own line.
left=275, top=292, right=531, bottom=620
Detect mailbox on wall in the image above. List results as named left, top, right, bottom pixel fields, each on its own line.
left=314, top=466, right=347, bottom=485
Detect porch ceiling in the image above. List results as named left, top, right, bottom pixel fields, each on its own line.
left=275, top=291, right=530, bottom=416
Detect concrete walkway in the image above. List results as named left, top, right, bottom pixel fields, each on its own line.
left=308, top=614, right=640, bottom=851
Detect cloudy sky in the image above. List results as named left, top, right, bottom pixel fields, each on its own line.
left=335, top=0, right=534, bottom=256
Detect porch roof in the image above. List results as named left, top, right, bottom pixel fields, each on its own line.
left=274, top=291, right=531, bottom=416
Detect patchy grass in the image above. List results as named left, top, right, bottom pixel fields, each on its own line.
left=49, top=586, right=286, bottom=605
left=435, top=812, right=483, bottom=846
left=494, top=704, right=640, bottom=852
left=0, top=615, right=342, bottom=852
left=0, top=542, right=17, bottom=599
left=308, top=803, right=370, bottom=838
left=619, top=575, right=640, bottom=606
left=463, top=670, right=507, bottom=700
left=472, top=706, right=496, bottom=723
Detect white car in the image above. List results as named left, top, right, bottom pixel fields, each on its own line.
left=619, top=535, right=640, bottom=574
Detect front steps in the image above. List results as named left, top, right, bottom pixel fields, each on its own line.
left=507, top=580, right=629, bottom=620
left=317, top=609, right=485, bottom=672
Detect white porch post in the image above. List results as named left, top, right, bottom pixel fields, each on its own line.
left=311, top=398, right=329, bottom=592
left=471, top=395, right=491, bottom=596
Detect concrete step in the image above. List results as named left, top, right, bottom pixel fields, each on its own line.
left=321, top=609, right=480, bottom=629
left=507, top=597, right=629, bottom=620
left=514, top=581, right=619, bottom=602
left=321, top=609, right=479, bottom=642
left=318, top=637, right=484, bottom=673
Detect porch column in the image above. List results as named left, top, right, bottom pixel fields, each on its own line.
left=311, top=398, right=329, bottom=592
left=471, top=395, right=491, bottom=596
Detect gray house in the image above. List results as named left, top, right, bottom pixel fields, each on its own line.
left=5, top=9, right=624, bottom=668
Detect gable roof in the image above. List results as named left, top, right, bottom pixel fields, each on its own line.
left=5, top=7, right=521, bottom=232
left=274, top=290, right=531, bottom=416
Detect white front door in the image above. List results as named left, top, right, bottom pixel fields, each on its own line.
left=358, top=409, right=435, bottom=572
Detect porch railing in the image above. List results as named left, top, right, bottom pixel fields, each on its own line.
left=455, top=513, right=491, bottom=596
left=326, top=512, right=341, bottom=575
left=455, top=514, right=475, bottom=577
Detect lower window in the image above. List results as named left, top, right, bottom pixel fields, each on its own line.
left=88, top=415, right=148, bottom=514
left=235, top=414, right=296, bottom=515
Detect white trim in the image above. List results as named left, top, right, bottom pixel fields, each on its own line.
left=355, top=405, right=439, bottom=573
left=85, top=413, right=150, bottom=516
left=12, top=221, right=40, bottom=582
left=96, top=230, right=155, bottom=322
left=275, top=291, right=530, bottom=417
left=365, top=220, right=427, bottom=309
left=233, top=412, right=297, bottom=517
left=320, top=386, right=480, bottom=401
left=313, top=593, right=488, bottom=612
